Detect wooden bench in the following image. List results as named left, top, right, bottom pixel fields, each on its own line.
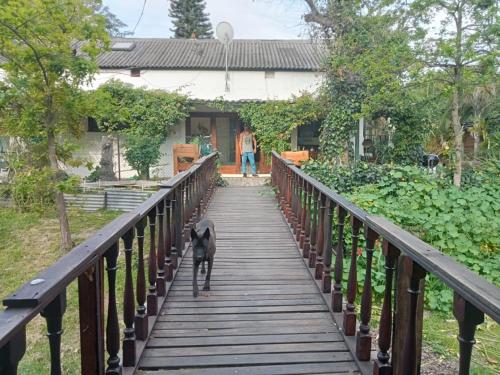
left=173, top=144, right=200, bottom=175
left=280, top=150, right=310, bottom=167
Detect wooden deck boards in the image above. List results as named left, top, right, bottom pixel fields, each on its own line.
left=136, top=187, right=360, bottom=375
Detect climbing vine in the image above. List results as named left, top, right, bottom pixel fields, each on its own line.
left=90, top=80, right=191, bottom=178
left=237, top=94, right=324, bottom=156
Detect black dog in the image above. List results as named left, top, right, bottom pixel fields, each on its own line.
left=190, top=219, right=216, bottom=297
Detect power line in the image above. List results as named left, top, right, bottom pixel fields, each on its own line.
left=132, top=0, right=148, bottom=34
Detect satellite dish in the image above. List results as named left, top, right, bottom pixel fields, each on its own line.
left=216, top=22, right=234, bottom=45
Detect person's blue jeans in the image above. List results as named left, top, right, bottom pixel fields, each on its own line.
left=241, top=152, right=257, bottom=174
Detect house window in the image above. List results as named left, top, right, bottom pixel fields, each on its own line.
left=87, top=117, right=101, bottom=132
left=265, top=71, right=275, bottom=79
left=298, top=122, right=321, bottom=150
left=131, top=68, right=141, bottom=77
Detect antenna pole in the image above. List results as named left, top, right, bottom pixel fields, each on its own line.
left=225, top=43, right=230, bottom=92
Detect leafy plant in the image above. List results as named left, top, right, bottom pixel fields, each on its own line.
left=90, top=80, right=191, bottom=179
left=307, top=161, right=499, bottom=312
left=11, top=168, right=79, bottom=213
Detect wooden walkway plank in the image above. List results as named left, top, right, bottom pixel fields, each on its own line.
left=135, top=186, right=360, bottom=374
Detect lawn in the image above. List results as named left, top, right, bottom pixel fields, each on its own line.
left=0, top=207, right=122, bottom=374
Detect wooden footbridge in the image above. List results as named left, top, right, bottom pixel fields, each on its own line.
left=1, top=153, right=499, bottom=375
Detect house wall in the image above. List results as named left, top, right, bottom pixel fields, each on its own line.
left=88, top=69, right=323, bottom=101
left=66, top=120, right=186, bottom=179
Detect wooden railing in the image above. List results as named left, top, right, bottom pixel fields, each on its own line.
left=272, top=151, right=500, bottom=375
left=0, top=153, right=218, bottom=375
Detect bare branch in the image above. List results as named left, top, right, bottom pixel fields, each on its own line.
left=303, top=0, right=334, bottom=29
left=0, top=19, right=50, bottom=88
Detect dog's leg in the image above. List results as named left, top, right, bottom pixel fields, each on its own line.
left=192, top=260, right=200, bottom=297
left=203, top=256, right=213, bottom=291
left=201, top=259, right=206, bottom=274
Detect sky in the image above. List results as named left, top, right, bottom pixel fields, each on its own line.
left=102, top=0, right=310, bottom=39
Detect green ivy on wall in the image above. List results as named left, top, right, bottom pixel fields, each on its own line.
left=237, top=94, right=324, bottom=156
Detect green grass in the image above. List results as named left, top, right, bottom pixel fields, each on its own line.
left=422, top=311, right=500, bottom=374
left=0, top=207, right=122, bottom=374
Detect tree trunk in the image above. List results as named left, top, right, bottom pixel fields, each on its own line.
left=47, top=127, right=73, bottom=251
left=99, top=135, right=116, bottom=181
left=451, top=85, right=463, bottom=188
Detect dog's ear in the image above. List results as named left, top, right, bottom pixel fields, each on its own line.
left=203, top=228, right=210, bottom=240
left=190, top=228, right=198, bottom=241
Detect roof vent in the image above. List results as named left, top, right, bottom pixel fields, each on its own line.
left=111, top=42, right=136, bottom=51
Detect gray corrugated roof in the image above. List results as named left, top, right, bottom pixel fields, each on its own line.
left=98, top=38, right=326, bottom=71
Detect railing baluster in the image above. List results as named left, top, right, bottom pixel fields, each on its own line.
left=308, top=187, right=319, bottom=269
left=135, top=218, right=148, bottom=340
left=295, top=176, right=303, bottom=240
left=394, top=256, right=426, bottom=374
left=343, top=216, right=362, bottom=336
left=322, top=199, right=334, bottom=293
left=453, top=293, right=485, bottom=375
left=315, top=193, right=325, bottom=280
left=299, top=179, right=307, bottom=250
left=175, top=184, right=185, bottom=257
left=41, top=292, right=66, bottom=375
left=356, top=227, right=378, bottom=361
left=78, top=260, right=105, bottom=374
left=0, top=329, right=26, bottom=375
left=165, top=199, right=174, bottom=281
left=373, top=240, right=400, bottom=374
left=332, top=206, right=347, bottom=312
left=104, top=244, right=120, bottom=374
left=147, top=209, right=158, bottom=316
left=122, top=228, right=136, bottom=367
left=156, top=200, right=166, bottom=296
left=302, top=182, right=312, bottom=257
left=183, top=178, right=192, bottom=242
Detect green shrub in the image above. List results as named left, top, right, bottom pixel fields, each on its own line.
left=306, top=161, right=499, bottom=313
left=11, top=168, right=80, bottom=212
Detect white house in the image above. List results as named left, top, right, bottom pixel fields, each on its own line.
left=71, top=38, right=327, bottom=178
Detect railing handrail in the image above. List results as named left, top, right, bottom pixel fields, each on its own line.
left=273, top=150, right=500, bottom=323
left=0, top=152, right=218, bottom=349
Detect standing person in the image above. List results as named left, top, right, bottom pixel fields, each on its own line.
left=240, top=124, right=258, bottom=177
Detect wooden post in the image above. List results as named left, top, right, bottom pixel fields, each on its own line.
left=302, top=182, right=312, bottom=256
left=453, top=293, right=484, bottom=375
left=78, top=260, right=105, bottom=375
left=175, top=185, right=185, bottom=258
left=356, top=227, right=378, bottom=361
left=104, top=244, right=121, bottom=375
left=299, top=180, right=308, bottom=251
left=343, top=216, right=362, bottom=336
left=315, top=193, right=325, bottom=280
left=121, top=228, right=136, bottom=367
left=165, top=199, right=174, bottom=282
left=392, top=256, right=426, bottom=374
left=135, top=218, right=148, bottom=340
left=373, top=240, right=400, bottom=374
left=41, top=292, right=67, bottom=375
left=308, top=188, right=319, bottom=269
left=332, top=207, right=347, bottom=312
left=0, top=329, right=26, bottom=375
left=322, top=199, right=334, bottom=293
left=156, top=201, right=166, bottom=296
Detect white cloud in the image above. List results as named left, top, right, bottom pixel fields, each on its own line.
left=102, top=0, right=309, bottom=39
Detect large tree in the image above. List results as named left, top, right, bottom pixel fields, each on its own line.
left=409, top=0, right=498, bottom=187
left=169, top=0, right=213, bottom=39
left=303, top=1, right=425, bottom=164
left=0, top=0, right=108, bottom=250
